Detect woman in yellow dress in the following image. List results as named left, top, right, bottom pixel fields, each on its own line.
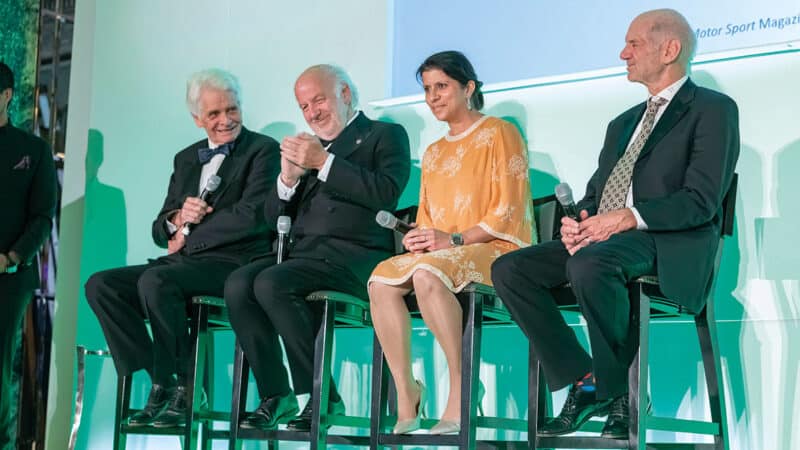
left=368, top=51, right=535, bottom=435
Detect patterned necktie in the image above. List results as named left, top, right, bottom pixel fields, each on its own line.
left=597, top=96, right=667, bottom=214
left=197, top=142, right=233, bottom=164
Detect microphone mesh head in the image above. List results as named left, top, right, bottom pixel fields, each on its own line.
left=375, top=210, right=397, bottom=229
left=554, top=183, right=574, bottom=206
left=277, top=215, right=292, bottom=234
left=206, top=175, right=222, bottom=192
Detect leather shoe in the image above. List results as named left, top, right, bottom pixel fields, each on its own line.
left=600, top=394, right=652, bottom=439
left=127, top=383, right=173, bottom=427
left=239, top=392, right=300, bottom=430
left=151, top=385, right=207, bottom=428
left=539, top=383, right=612, bottom=436
left=286, top=397, right=345, bottom=431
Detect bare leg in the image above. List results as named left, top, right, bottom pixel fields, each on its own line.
left=412, top=270, right=463, bottom=422
left=368, top=280, right=421, bottom=421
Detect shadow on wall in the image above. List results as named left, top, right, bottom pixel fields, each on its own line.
left=758, top=136, right=800, bottom=448
left=377, top=109, right=425, bottom=209
left=485, top=100, right=560, bottom=198
left=259, top=121, right=297, bottom=143
left=74, top=129, right=128, bottom=450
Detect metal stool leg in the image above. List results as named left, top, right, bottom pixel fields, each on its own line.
left=310, top=302, right=335, bottom=449
left=228, top=340, right=247, bottom=450
left=113, top=373, right=132, bottom=450
left=696, top=304, right=729, bottom=450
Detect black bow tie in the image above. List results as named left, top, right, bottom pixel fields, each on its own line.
left=318, top=137, right=333, bottom=147
left=197, top=142, right=233, bottom=164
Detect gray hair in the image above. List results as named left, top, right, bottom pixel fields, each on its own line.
left=303, top=64, right=360, bottom=109
left=641, top=9, right=697, bottom=68
left=186, top=68, right=241, bottom=116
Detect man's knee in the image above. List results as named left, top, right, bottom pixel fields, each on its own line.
left=491, top=251, right=518, bottom=288
left=85, top=270, right=114, bottom=308
left=565, top=249, right=616, bottom=291
left=224, top=268, right=255, bottom=309
left=251, top=269, right=286, bottom=305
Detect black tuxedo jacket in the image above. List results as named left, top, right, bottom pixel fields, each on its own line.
left=577, top=79, right=739, bottom=312
left=264, top=112, right=411, bottom=282
left=0, top=123, right=57, bottom=291
left=152, top=127, right=280, bottom=265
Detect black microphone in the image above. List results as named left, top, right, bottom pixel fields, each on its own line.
left=555, top=182, right=581, bottom=222
left=182, top=175, right=222, bottom=236
left=276, top=215, right=291, bottom=264
left=375, top=210, right=414, bottom=235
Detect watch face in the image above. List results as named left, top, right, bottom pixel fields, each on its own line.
left=450, top=233, right=464, bottom=246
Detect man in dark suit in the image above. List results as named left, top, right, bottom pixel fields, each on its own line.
left=85, top=69, right=280, bottom=428
left=0, top=61, right=58, bottom=450
left=492, top=9, right=739, bottom=438
left=225, top=64, right=410, bottom=431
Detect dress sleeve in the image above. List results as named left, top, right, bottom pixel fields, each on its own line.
left=477, top=121, right=534, bottom=247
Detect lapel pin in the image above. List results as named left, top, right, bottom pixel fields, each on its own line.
left=355, top=138, right=362, bottom=145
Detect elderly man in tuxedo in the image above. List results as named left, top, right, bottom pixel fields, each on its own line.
left=86, top=68, right=280, bottom=428
left=225, top=64, right=410, bottom=431
left=492, top=9, right=739, bottom=438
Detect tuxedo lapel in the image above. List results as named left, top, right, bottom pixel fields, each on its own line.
left=637, top=80, right=695, bottom=160
left=617, top=104, right=646, bottom=157
left=300, top=112, right=372, bottom=201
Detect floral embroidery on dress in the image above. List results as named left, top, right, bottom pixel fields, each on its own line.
left=453, top=193, right=473, bottom=216
left=493, top=204, right=516, bottom=223
left=507, top=154, right=528, bottom=180
left=472, top=128, right=494, bottom=149
left=429, top=204, right=446, bottom=225
left=423, top=144, right=442, bottom=172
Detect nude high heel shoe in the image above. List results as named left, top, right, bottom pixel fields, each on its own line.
left=430, top=380, right=487, bottom=435
left=392, top=380, right=426, bottom=434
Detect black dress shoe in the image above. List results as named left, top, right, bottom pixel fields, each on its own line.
left=239, top=392, right=300, bottom=430
left=151, top=385, right=208, bottom=428
left=601, top=394, right=653, bottom=439
left=127, top=384, right=173, bottom=427
left=539, top=384, right=612, bottom=436
left=286, top=398, right=345, bottom=432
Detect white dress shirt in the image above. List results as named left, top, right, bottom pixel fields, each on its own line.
left=626, top=75, right=688, bottom=229
left=166, top=139, right=227, bottom=234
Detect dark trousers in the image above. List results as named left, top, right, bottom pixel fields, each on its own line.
left=491, top=231, right=656, bottom=400
left=224, top=256, right=366, bottom=400
left=85, top=254, right=238, bottom=385
left=0, top=275, right=32, bottom=449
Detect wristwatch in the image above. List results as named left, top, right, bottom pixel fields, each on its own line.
left=449, top=232, right=464, bottom=247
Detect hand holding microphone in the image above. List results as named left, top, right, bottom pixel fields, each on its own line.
left=181, top=175, right=221, bottom=236
left=554, top=182, right=591, bottom=254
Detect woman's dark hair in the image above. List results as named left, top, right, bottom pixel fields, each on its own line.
left=416, top=50, right=484, bottom=111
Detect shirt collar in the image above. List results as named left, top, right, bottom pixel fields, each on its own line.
left=651, top=75, right=688, bottom=103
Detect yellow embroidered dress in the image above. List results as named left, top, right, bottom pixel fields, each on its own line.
left=369, top=116, right=535, bottom=292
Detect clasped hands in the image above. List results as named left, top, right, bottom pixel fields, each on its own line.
left=561, top=208, right=637, bottom=255
left=403, top=225, right=451, bottom=253
left=279, top=132, right=329, bottom=186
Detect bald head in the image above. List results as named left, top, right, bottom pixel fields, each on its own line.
left=635, top=9, right=696, bottom=68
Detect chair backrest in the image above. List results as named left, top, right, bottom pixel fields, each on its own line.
left=720, top=173, right=738, bottom=238
left=532, top=194, right=561, bottom=243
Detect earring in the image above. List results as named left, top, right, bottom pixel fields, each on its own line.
left=466, top=97, right=472, bottom=111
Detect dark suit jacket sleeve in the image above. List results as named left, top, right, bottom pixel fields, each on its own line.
left=185, top=141, right=281, bottom=249
left=634, top=95, right=739, bottom=231
left=324, top=123, right=410, bottom=211
left=152, top=154, right=188, bottom=248
left=10, top=140, right=57, bottom=264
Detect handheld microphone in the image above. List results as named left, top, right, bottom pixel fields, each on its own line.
left=555, top=182, right=581, bottom=222
left=182, top=175, right=222, bottom=236
left=375, top=210, right=414, bottom=235
left=276, top=215, right=291, bottom=264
